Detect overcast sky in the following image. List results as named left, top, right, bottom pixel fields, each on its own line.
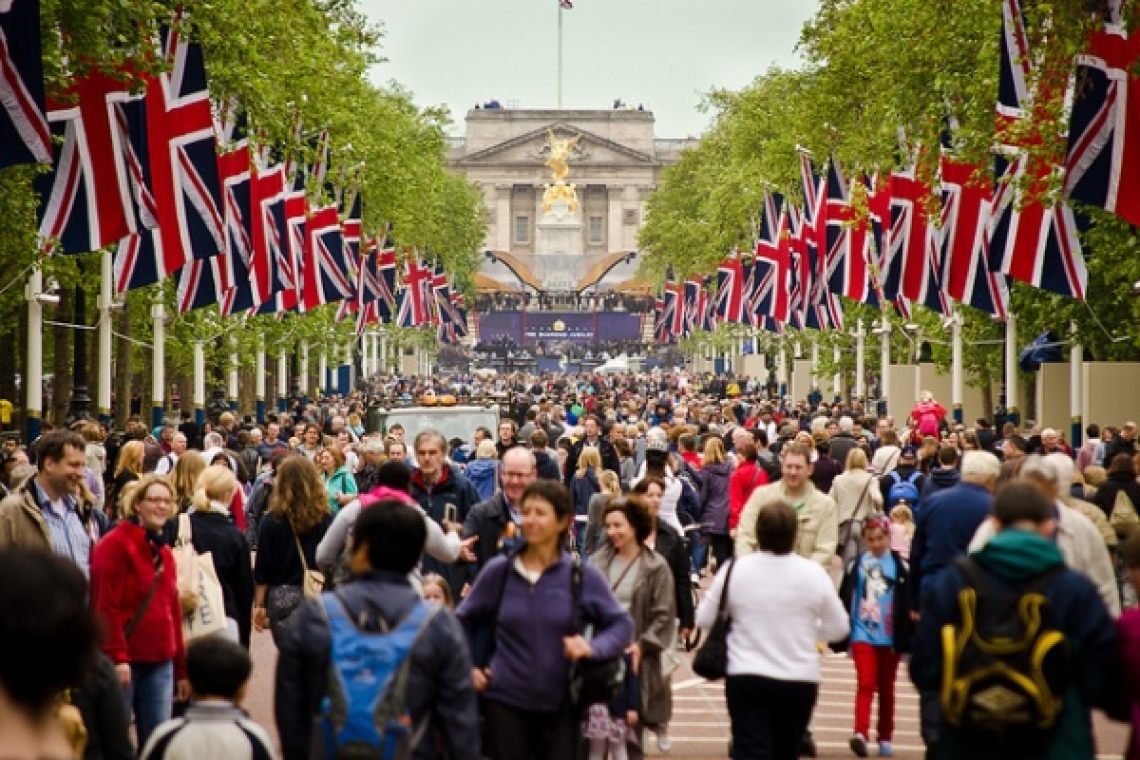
left=357, top=0, right=819, bottom=139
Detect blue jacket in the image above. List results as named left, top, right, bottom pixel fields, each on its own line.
left=571, top=468, right=601, bottom=517
left=909, top=530, right=1123, bottom=760
left=920, top=466, right=960, bottom=501
left=698, top=461, right=732, bottom=534
left=275, top=570, right=480, bottom=760
left=457, top=552, right=633, bottom=714
left=464, top=459, right=499, bottom=503
left=910, top=481, right=993, bottom=611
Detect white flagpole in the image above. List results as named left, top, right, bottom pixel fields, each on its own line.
left=557, top=3, right=564, bottom=109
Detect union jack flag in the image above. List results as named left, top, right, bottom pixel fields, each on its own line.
left=298, top=205, right=351, bottom=312
left=714, top=254, right=745, bottom=324
left=216, top=101, right=255, bottom=316
left=451, top=290, right=469, bottom=339
left=396, top=256, right=433, bottom=327
left=752, top=189, right=791, bottom=324
left=658, top=280, right=683, bottom=342
left=883, top=167, right=951, bottom=316
left=247, top=163, right=287, bottom=309
left=433, top=265, right=466, bottom=343
left=939, top=157, right=1009, bottom=318
left=36, top=71, right=135, bottom=256
left=175, top=253, right=228, bottom=313
left=0, top=0, right=50, bottom=169
left=113, top=25, right=226, bottom=293
left=683, top=277, right=714, bottom=335
left=1064, top=23, right=1140, bottom=228
left=653, top=296, right=670, bottom=344
left=990, top=0, right=1088, bottom=299
left=822, top=160, right=876, bottom=303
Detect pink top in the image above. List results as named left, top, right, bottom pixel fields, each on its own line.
left=889, top=523, right=913, bottom=560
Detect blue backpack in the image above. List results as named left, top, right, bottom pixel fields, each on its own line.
left=887, top=471, right=922, bottom=509
left=317, top=595, right=438, bottom=760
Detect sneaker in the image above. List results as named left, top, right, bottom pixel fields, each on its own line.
left=878, top=741, right=893, bottom=757
left=849, top=733, right=869, bottom=757
left=656, top=728, right=672, bottom=753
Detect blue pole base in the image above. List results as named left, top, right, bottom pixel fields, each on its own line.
left=195, top=408, right=206, bottom=428
left=25, top=415, right=41, bottom=444
left=229, top=400, right=238, bottom=412
left=953, top=405, right=963, bottom=425
left=151, top=406, right=164, bottom=430
left=256, top=400, right=266, bottom=425
left=1006, top=407, right=1021, bottom=428
left=278, top=398, right=287, bottom=413
left=1071, top=417, right=1083, bottom=449
left=98, top=411, right=111, bottom=426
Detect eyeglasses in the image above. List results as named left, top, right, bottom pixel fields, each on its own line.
left=142, top=496, right=173, bottom=505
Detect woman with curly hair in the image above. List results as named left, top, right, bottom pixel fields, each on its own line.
left=252, top=456, right=332, bottom=645
left=109, top=440, right=145, bottom=519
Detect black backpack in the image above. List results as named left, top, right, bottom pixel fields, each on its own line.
left=940, top=556, right=1069, bottom=747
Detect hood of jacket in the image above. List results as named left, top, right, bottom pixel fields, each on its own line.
left=930, top=467, right=960, bottom=488
left=465, top=459, right=498, bottom=481
left=973, top=528, right=1065, bottom=583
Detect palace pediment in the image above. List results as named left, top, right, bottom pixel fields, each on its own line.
left=454, top=122, right=659, bottom=169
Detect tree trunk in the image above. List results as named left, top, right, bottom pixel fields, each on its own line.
left=114, top=307, right=132, bottom=430
left=51, top=287, right=73, bottom=426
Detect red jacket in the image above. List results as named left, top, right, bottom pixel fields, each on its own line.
left=91, top=521, right=186, bottom=678
left=728, top=461, right=769, bottom=530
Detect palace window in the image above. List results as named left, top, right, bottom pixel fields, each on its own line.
left=589, top=215, right=605, bottom=244
left=515, top=216, right=530, bottom=244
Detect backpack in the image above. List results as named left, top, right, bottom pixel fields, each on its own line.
left=887, top=471, right=921, bottom=510
left=1111, top=488, right=1139, bottom=537
left=940, top=556, right=1068, bottom=746
left=316, top=594, right=439, bottom=760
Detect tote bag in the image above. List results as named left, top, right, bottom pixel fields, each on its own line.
left=175, top=515, right=229, bottom=640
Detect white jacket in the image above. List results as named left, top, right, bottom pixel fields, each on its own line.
left=969, top=501, right=1120, bottom=617
left=829, top=469, right=884, bottom=523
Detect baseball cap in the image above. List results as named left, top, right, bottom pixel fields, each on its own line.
left=646, top=438, right=669, bottom=453
left=900, top=445, right=918, bottom=459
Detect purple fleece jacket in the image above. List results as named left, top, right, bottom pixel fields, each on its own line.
left=457, top=552, right=634, bottom=713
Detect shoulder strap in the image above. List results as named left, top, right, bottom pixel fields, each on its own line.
left=124, top=563, right=163, bottom=640
left=571, top=554, right=585, bottom=634
left=952, top=555, right=991, bottom=595
left=177, top=513, right=192, bottom=547
left=716, top=557, right=737, bottom=621
left=907, top=472, right=921, bottom=485
left=292, top=528, right=312, bottom=575
left=889, top=470, right=901, bottom=485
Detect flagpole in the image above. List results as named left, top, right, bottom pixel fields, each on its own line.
left=152, top=302, right=166, bottom=430
left=1070, top=321, right=1082, bottom=448
left=557, top=3, right=564, bottom=109
left=951, top=310, right=963, bottom=424
left=97, top=250, right=113, bottom=424
left=25, top=269, right=43, bottom=444
left=1004, top=313, right=1019, bottom=427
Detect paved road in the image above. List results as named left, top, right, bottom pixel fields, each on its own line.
left=244, top=624, right=1130, bottom=759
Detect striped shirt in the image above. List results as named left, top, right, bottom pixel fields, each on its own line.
left=140, top=702, right=276, bottom=760
left=33, top=481, right=91, bottom=580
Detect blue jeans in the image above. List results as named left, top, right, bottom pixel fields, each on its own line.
left=126, top=660, right=173, bottom=751
left=689, top=532, right=708, bottom=575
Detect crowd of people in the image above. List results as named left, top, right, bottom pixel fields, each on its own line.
left=4, top=368, right=1140, bottom=760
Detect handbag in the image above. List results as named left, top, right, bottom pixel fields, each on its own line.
left=293, top=528, right=325, bottom=600
left=837, top=474, right=876, bottom=557
left=175, top=515, right=228, bottom=640
left=692, top=557, right=737, bottom=680
left=567, top=555, right=625, bottom=709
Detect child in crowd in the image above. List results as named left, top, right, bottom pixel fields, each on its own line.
left=139, top=637, right=275, bottom=760
left=888, top=505, right=915, bottom=560
left=421, top=573, right=454, bottom=609
left=838, top=517, right=912, bottom=758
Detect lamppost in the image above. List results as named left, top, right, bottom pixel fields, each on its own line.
left=65, top=277, right=92, bottom=425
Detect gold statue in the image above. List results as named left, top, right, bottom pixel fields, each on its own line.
left=542, top=128, right=581, bottom=214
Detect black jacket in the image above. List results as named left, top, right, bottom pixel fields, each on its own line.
left=412, top=466, right=481, bottom=594
left=189, top=511, right=255, bottom=647
left=653, top=523, right=694, bottom=630
left=829, top=433, right=859, bottom=471
left=1093, top=472, right=1140, bottom=521
left=564, top=437, right=621, bottom=487
left=462, top=492, right=517, bottom=576
left=73, top=653, right=132, bottom=760
left=275, top=570, right=481, bottom=760
left=835, top=550, right=914, bottom=654
left=534, top=449, right=562, bottom=481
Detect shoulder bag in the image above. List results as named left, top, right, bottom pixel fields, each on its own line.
left=692, top=557, right=738, bottom=680
left=293, top=528, right=326, bottom=600
left=567, top=555, right=626, bottom=709
left=174, top=515, right=228, bottom=640
left=837, top=474, right=876, bottom=557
